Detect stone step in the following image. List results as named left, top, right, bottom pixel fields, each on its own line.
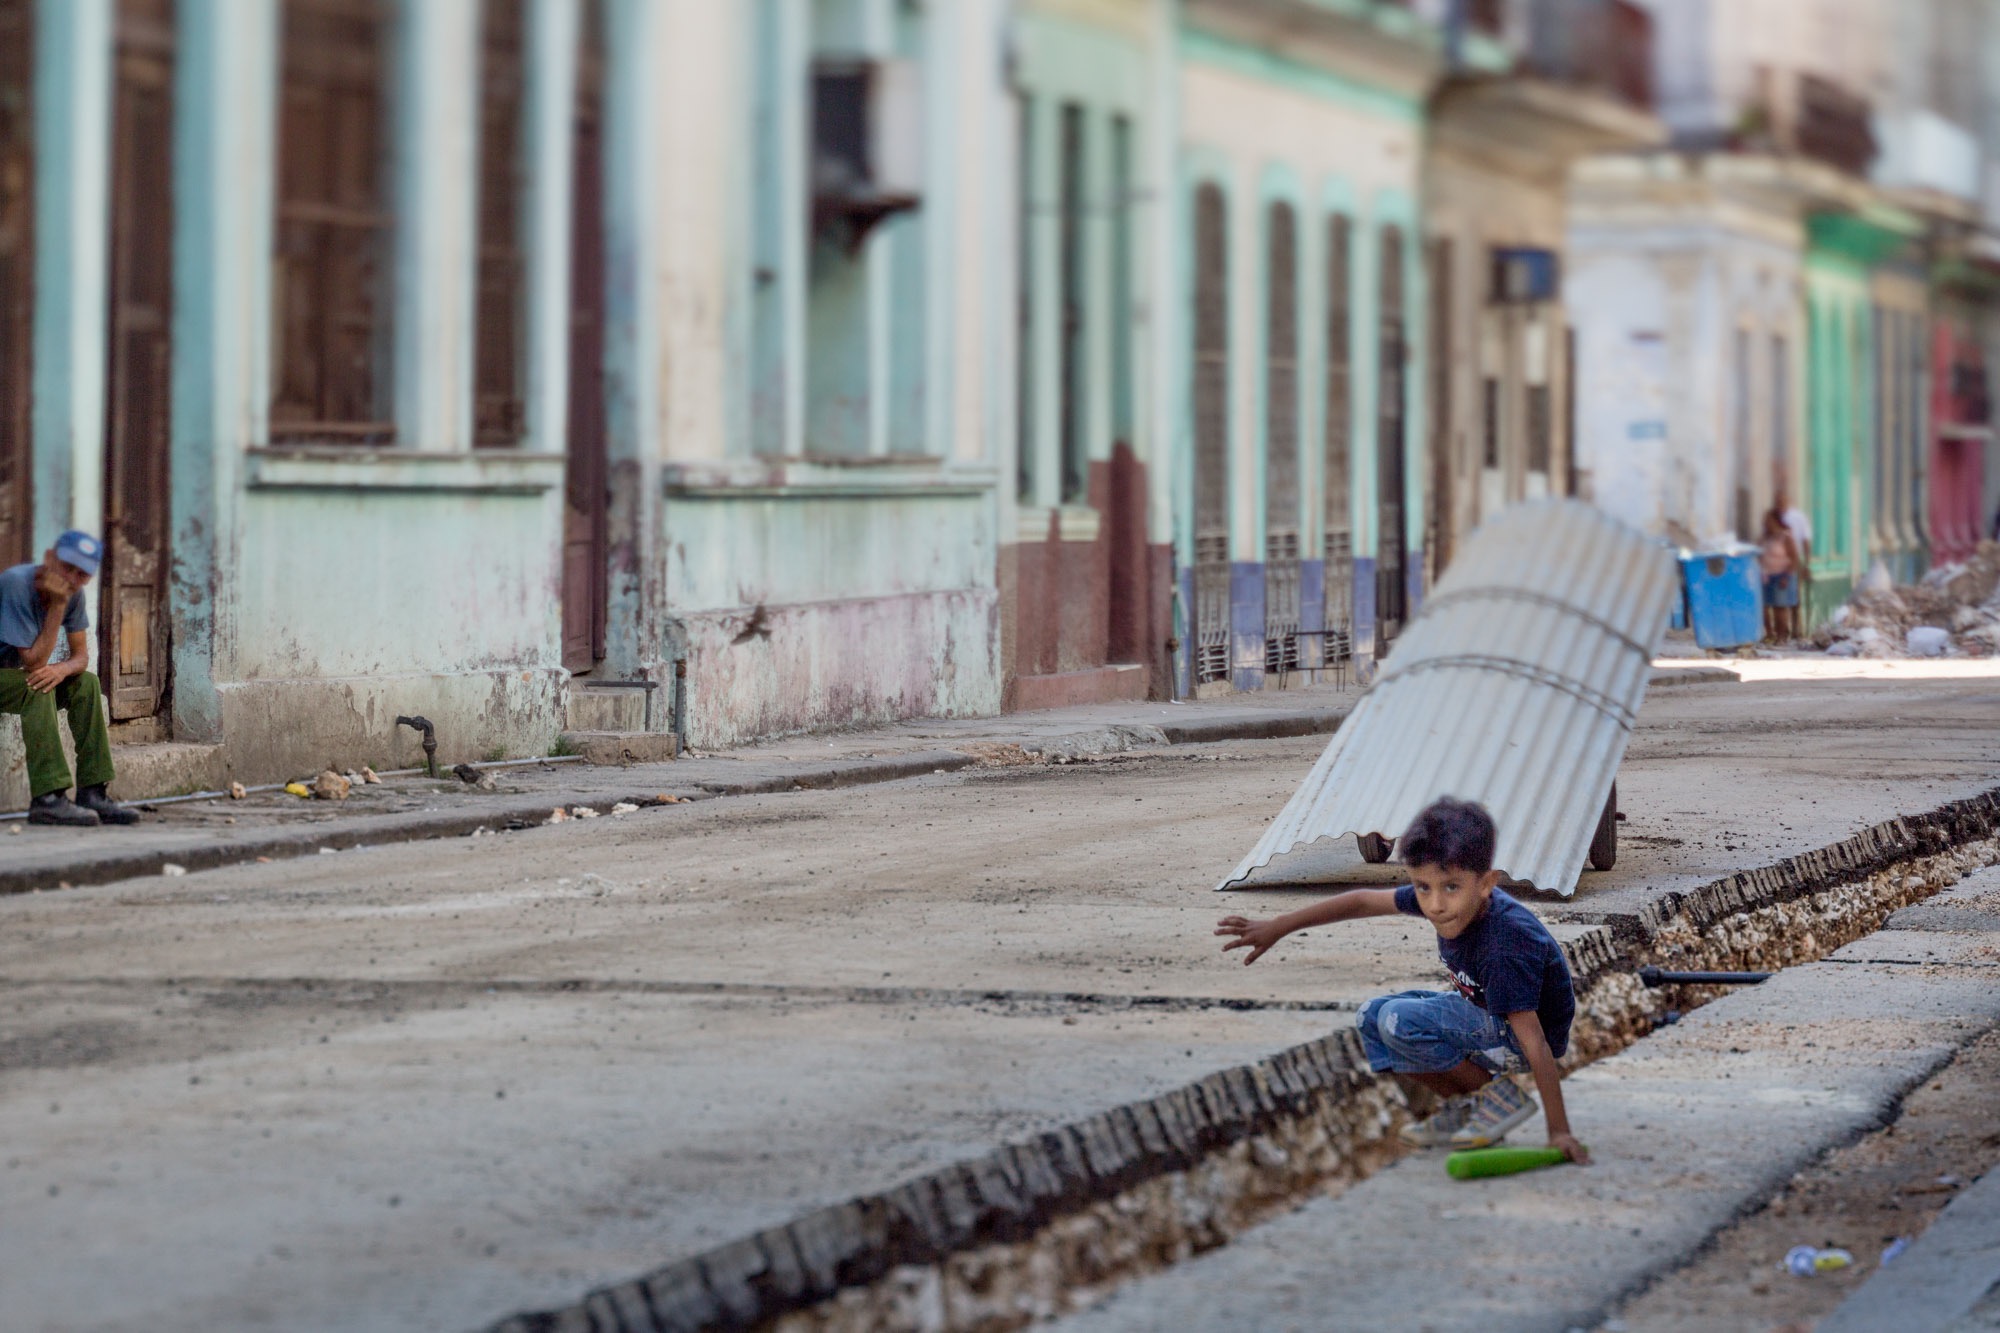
left=563, top=685, right=651, bottom=733
left=557, top=731, right=679, bottom=766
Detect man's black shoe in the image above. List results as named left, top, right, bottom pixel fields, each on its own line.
left=28, top=792, right=99, bottom=827
left=77, top=785, right=140, bottom=826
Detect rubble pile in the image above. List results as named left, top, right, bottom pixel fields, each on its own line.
left=1817, top=541, right=2000, bottom=658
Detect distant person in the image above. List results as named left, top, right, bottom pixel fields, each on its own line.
left=0, top=531, right=140, bottom=826
left=1759, top=509, right=1801, bottom=643
left=1215, top=797, right=1584, bottom=1160
left=1773, top=489, right=1812, bottom=599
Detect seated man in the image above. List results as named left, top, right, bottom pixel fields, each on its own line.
left=0, top=531, right=139, bottom=826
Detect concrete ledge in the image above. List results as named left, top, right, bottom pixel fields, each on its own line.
left=558, top=732, right=680, bottom=765
left=1006, top=665, right=1149, bottom=713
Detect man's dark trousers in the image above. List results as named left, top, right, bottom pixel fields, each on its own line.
left=0, top=669, right=115, bottom=797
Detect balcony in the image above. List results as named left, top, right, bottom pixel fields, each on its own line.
left=1524, top=0, right=1654, bottom=112
left=1736, top=68, right=1878, bottom=179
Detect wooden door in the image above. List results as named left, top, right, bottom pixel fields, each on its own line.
left=102, top=0, right=175, bottom=722
left=561, top=5, right=608, bottom=675
left=0, top=0, right=32, bottom=569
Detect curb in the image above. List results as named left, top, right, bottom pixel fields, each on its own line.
left=0, top=710, right=1345, bottom=898
left=488, top=786, right=2000, bottom=1333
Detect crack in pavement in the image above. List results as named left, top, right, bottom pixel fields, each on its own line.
left=0, top=974, right=1359, bottom=1014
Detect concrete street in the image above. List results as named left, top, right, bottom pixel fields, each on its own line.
left=2, top=665, right=2000, bottom=1331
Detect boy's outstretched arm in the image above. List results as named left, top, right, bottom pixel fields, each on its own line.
left=1215, top=888, right=1403, bottom=965
left=1506, top=1009, right=1590, bottom=1164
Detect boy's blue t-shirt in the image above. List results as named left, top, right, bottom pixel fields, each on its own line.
left=1392, top=885, right=1575, bottom=1057
left=0, top=563, right=87, bottom=669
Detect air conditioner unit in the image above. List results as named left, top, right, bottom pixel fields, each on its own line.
left=812, top=57, right=922, bottom=249
left=1490, top=247, right=1560, bottom=303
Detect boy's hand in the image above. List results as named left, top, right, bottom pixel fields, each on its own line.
left=33, top=566, right=69, bottom=603
left=1214, top=915, right=1286, bottom=966
left=1549, top=1132, right=1590, bottom=1165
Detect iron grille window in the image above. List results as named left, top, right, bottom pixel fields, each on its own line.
left=1377, top=223, right=1408, bottom=639
left=1265, top=201, right=1300, bottom=675
left=1425, top=235, right=1452, bottom=581
left=1323, top=213, right=1352, bottom=661
left=272, top=0, right=394, bottom=443
left=1058, top=102, right=1086, bottom=504
left=475, top=0, right=526, bottom=446
left=1193, top=183, right=1230, bottom=685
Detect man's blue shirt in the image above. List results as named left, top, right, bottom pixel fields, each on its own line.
left=0, top=563, right=88, bottom=669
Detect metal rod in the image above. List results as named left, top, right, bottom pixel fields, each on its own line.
left=1638, top=966, right=1771, bottom=987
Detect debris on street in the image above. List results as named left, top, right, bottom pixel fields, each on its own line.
left=1784, top=1245, right=1855, bottom=1276
left=283, top=782, right=311, bottom=798
left=312, top=770, right=351, bottom=801
left=1816, top=542, right=2000, bottom=658
left=228, top=781, right=247, bottom=800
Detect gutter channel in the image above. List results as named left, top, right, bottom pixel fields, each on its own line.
left=489, top=787, right=2000, bottom=1333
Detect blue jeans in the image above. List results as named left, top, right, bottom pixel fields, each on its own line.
left=1356, top=989, right=1523, bottom=1075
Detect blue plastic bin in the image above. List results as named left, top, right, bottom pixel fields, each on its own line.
left=1679, top=551, right=1762, bottom=649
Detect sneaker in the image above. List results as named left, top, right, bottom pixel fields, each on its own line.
left=27, top=792, right=99, bottom=827
left=1449, top=1077, right=1539, bottom=1148
left=1399, top=1094, right=1475, bottom=1148
left=77, top=784, right=140, bottom=826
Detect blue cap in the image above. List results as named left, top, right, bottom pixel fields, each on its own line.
left=54, top=530, right=102, bottom=577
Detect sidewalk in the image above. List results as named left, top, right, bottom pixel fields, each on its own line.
left=0, top=685, right=1355, bottom=896
left=5, top=664, right=1749, bottom=897
left=1057, top=869, right=2000, bottom=1333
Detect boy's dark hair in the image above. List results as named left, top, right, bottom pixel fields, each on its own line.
left=1397, top=797, right=1497, bottom=875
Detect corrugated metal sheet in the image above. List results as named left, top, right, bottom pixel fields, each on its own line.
left=1217, top=500, right=1678, bottom=898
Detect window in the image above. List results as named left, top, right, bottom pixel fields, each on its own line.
left=1482, top=377, right=1500, bottom=469
left=272, top=0, right=393, bottom=442
left=1769, top=332, right=1789, bottom=496
left=1015, top=95, right=1034, bottom=501
left=1323, top=213, right=1352, bottom=661
left=1057, top=102, right=1085, bottom=503
left=1731, top=326, right=1751, bottom=537
left=475, top=0, right=526, bottom=446
left=1109, top=114, right=1133, bottom=450
left=1192, top=183, right=1229, bottom=685
left=1264, top=201, right=1300, bottom=675
left=1526, top=383, right=1551, bottom=475
left=1377, top=224, right=1407, bottom=636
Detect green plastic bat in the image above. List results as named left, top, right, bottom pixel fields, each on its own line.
left=1445, top=1145, right=1573, bottom=1179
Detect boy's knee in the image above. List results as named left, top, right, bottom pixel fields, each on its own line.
left=1361, top=996, right=1431, bottom=1055
left=69, top=670, right=101, bottom=698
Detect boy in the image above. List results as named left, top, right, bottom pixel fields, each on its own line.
left=0, top=531, right=140, bottom=827
left=1215, top=797, right=1586, bottom=1160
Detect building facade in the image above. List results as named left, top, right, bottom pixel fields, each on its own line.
left=1568, top=0, right=2000, bottom=624
left=0, top=0, right=1018, bottom=802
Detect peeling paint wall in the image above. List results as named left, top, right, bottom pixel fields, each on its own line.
left=1568, top=160, right=1807, bottom=551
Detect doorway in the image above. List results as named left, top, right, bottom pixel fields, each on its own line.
left=101, top=0, right=176, bottom=726
left=561, top=2, right=608, bottom=676
left=0, top=0, right=32, bottom=570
